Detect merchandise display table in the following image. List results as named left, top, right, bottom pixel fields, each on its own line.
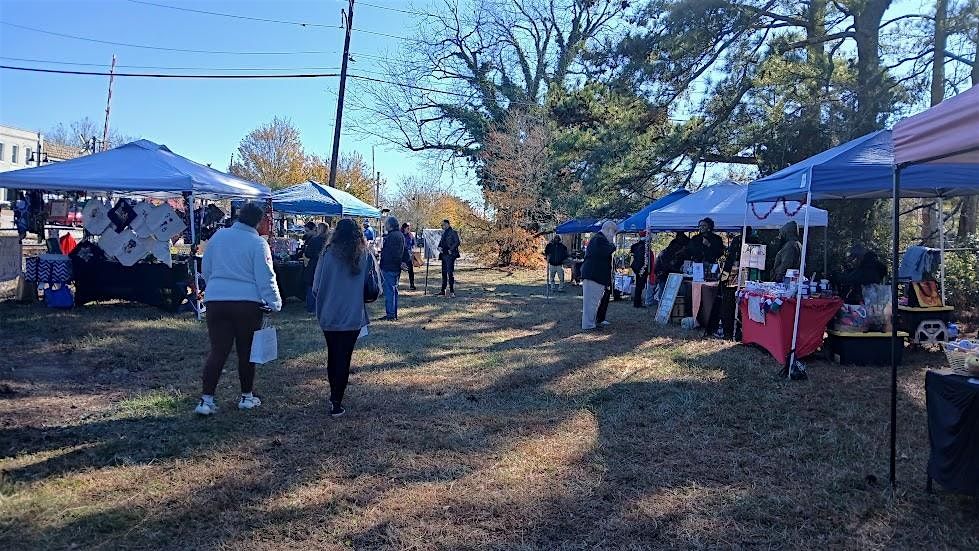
left=739, top=296, right=843, bottom=364
left=691, top=281, right=719, bottom=328
left=72, top=258, right=191, bottom=312
left=926, top=370, right=979, bottom=496
left=826, top=330, right=908, bottom=365
left=273, top=261, right=305, bottom=301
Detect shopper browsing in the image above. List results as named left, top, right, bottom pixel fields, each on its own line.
left=195, top=202, right=282, bottom=416
left=313, top=218, right=372, bottom=417
left=438, top=219, right=461, bottom=297
left=379, top=216, right=405, bottom=320
left=580, top=221, right=617, bottom=330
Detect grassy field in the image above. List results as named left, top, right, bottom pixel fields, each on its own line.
left=0, top=266, right=976, bottom=550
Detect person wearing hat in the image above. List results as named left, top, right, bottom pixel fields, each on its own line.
left=544, top=235, right=570, bottom=292
left=772, top=221, right=802, bottom=282
left=629, top=232, right=650, bottom=308
left=362, top=221, right=376, bottom=244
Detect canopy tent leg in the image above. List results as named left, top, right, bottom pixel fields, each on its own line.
left=186, top=191, right=203, bottom=321
left=785, top=184, right=814, bottom=378
left=824, top=225, right=828, bottom=274
left=733, top=204, right=750, bottom=330
left=890, top=168, right=901, bottom=487
left=938, top=196, right=946, bottom=305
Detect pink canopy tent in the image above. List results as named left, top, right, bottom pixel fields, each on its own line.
left=894, top=84, right=979, bottom=165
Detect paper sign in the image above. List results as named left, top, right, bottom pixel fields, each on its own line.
left=421, top=229, right=443, bottom=260
left=655, top=273, right=684, bottom=324
left=692, top=263, right=705, bottom=282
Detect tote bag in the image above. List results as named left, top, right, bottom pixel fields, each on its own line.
left=249, top=316, right=278, bottom=364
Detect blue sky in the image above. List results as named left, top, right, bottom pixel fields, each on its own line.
left=0, top=0, right=457, bottom=195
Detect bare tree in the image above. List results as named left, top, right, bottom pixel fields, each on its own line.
left=353, top=0, right=624, bottom=167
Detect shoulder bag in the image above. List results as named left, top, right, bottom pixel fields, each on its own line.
left=364, top=255, right=380, bottom=303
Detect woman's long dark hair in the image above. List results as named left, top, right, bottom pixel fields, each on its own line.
left=326, top=218, right=367, bottom=274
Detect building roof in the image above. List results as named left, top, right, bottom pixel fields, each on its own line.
left=43, top=141, right=87, bottom=162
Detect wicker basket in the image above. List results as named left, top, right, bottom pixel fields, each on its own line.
left=944, top=341, right=979, bottom=376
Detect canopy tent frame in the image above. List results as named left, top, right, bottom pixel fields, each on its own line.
left=0, top=140, right=272, bottom=320
left=747, top=105, right=979, bottom=488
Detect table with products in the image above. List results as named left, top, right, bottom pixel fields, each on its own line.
left=926, top=370, right=979, bottom=496
left=72, top=257, right=193, bottom=312
left=739, top=291, right=843, bottom=364
left=273, top=261, right=305, bottom=301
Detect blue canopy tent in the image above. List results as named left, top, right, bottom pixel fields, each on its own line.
left=0, top=139, right=272, bottom=319
left=0, top=139, right=270, bottom=199
left=271, top=180, right=380, bottom=218
left=555, top=218, right=599, bottom=234
left=617, top=189, right=691, bottom=232
left=747, top=113, right=979, bottom=485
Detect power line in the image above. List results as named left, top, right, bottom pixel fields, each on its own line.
left=0, top=56, right=343, bottom=72
left=0, top=65, right=340, bottom=79
left=0, top=64, right=468, bottom=97
left=0, top=21, right=335, bottom=55
left=356, top=1, right=439, bottom=18
left=124, top=0, right=417, bottom=41
left=125, top=0, right=341, bottom=29
left=0, top=21, right=402, bottom=62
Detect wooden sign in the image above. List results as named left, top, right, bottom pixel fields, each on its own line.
left=655, top=273, right=684, bottom=324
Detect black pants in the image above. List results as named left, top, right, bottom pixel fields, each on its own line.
left=441, top=256, right=456, bottom=292
left=632, top=269, right=646, bottom=308
left=597, top=286, right=611, bottom=324
left=202, top=301, right=263, bottom=395
left=405, top=261, right=415, bottom=288
left=323, top=330, right=359, bottom=405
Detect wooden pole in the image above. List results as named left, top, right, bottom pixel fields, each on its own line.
left=327, top=0, right=355, bottom=189
left=102, top=55, right=116, bottom=151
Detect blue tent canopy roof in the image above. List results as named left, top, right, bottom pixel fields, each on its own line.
left=272, top=181, right=380, bottom=217
left=746, top=130, right=979, bottom=202
left=617, top=189, right=691, bottom=232
left=555, top=218, right=599, bottom=234
left=0, top=139, right=270, bottom=199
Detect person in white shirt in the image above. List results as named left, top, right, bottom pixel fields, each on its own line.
left=195, top=202, right=282, bottom=416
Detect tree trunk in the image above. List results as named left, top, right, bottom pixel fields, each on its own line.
left=851, top=0, right=892, bottom=136
left=923, top=0, right=948, bottom=245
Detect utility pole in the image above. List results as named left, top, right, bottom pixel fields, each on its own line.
left=102, top=54, right=117, bottom=151
left=375, top=171, right=381, bottom=207
left=35, top=132, right=43, bottom=167
left=327, top=0, right=355, bottom=189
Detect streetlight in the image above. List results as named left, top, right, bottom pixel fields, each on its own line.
left=27, top=132, right=48, bottom=166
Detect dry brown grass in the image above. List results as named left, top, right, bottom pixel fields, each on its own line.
left=0, top=266, right=976, bottom=550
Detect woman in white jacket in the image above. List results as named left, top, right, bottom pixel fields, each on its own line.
left=195, top=202, right=282, bottom=416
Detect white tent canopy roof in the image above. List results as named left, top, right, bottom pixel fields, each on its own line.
left=646, top=182, right=828, bottom=232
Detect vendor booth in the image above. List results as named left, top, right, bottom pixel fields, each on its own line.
left=645, top=182, right=829, bottom=337
left=617, top=189, right=690, bottom=233
left=271, top=180, right=381, bottom=218
left=0, top=139, right=271, bottom=315
left=747, top=87, right=979, bottom=485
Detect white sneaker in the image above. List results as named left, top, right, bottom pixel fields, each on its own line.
left=238, top=395, right=262, bottom=410
left=600, top=320, right=611, bottom=326
left=195, top=400, right=218, bottom=416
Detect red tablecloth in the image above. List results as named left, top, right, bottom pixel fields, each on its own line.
left=740, top=297, right=844, bottom=364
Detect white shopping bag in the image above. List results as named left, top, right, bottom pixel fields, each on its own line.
left=250, top=317, right=278, bottom=364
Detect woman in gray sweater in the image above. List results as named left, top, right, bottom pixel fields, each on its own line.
left=313, top=218, right=372, bottom=417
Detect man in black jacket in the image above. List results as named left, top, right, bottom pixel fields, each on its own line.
left=379, top=217, right=406, bottom=320
left=581, top=221, right=617, bottom=330
left=686, top=217, right=725, bottom=265
left=544, top=235, right=569, bottom=292
left=630, top=232, right=649, bottom=308
left=438, top=219, right=461, bottom=297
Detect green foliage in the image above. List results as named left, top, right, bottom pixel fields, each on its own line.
left=944, top=241, right=979, bottom=316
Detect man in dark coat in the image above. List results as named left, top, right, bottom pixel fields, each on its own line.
left=438, top=219, right=461, bottom=297
left=302, top=223, right=327, bottom=312
left=629, top=232, right=649, bottom=308
left=772, top=221, right=802, bottom=282
left=544, top=235, right=570, bottom=292
left=686, top=217, right=725, bottom=265
left=580, top=221, right=618, bottom=330
left=835, top=243, right=887, bottom=305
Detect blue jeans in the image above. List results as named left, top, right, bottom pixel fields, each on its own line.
left=382, top=270, right=400, bottom=317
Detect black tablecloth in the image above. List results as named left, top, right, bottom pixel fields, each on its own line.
left=926, top=370, right=979, bottom=496
left=72, top=258, right=191, bottom=313
left=274, top=261, right=305, bottom=301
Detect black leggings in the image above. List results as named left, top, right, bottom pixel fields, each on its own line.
left=441, top=256, right=456, bottom=292
left=323, top=330, right=359, bottom=405
left=405, top=261, right=415, bottom=288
